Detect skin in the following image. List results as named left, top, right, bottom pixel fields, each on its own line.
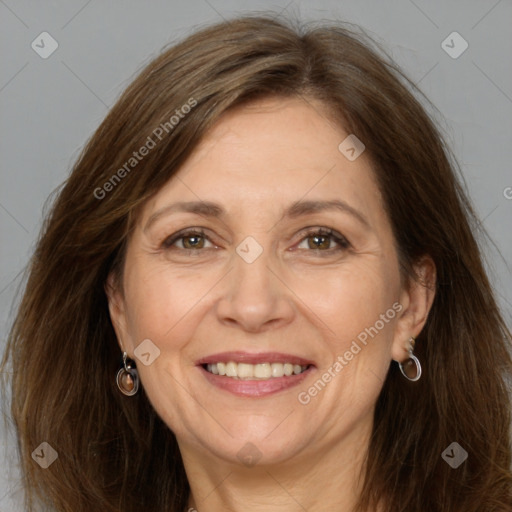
left=107, top=97, right=436, bottom=512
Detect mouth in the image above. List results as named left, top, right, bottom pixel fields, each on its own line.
left=196, top=351, right=316, bottom=397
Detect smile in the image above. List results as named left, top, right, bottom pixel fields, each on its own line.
left=197, top=352, right=316, bottom=397
left=204, top=362, right=310, bottom=379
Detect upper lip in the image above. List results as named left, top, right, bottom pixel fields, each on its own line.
left=196, top=351, right=315, bottom=366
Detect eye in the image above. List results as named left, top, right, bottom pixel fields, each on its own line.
left=162, top=229, right=215, bottom=251
left=296, top=228, right=350, bottom=253
left=161, top=227, right=349, bottom=254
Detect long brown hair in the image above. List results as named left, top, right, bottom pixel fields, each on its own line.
left=2, top=14, right=511, bottom=512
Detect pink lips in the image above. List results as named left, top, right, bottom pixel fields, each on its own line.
left=196, top=351, right=316, bottom=398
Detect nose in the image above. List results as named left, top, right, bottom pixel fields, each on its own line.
left=215, top=247, right=295, bottom=333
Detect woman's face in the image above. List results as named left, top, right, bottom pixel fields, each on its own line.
left=108, top=97, right=423, bottom=467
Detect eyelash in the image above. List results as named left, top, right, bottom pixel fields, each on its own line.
left=161, top=227, right=351, bottom=255
left=296, top=227, right=351, bottom=253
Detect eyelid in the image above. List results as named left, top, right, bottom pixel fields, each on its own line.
left=297, top=226, right=345, bottom=238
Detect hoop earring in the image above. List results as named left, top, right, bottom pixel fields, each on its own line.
left=398, top=336, right=422, bottom=382
left=116, top=352, right=140, bottom=396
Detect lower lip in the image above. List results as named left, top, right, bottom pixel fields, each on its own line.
left=199, top=365, right=315, bottom=398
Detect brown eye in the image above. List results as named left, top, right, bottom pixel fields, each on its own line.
left=296, top=228, right=350, bottom=253
left=182, top=234, right=205, bottom=249
left=307, top=234, right=332, bottom=250
left=162, top=229, right=214, bottom=250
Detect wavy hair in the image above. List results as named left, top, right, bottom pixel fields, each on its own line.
left=2, top=14, right=511, bottom=512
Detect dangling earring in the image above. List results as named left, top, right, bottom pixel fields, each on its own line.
left=116, top=352, right=140, bottom=396
left=399, top=336, right=422, bottom=382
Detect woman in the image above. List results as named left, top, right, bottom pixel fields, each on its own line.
left=1, top=14, right=511, bottom=512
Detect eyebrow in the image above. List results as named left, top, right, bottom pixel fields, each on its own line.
left=144, top=198, right=370, bottom=232
left=144, top=201, right=225, bottom=232
left=285, top=199, right=370, bottom=227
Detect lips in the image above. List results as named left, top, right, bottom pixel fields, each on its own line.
left=196, top=351, right=316, bottom=398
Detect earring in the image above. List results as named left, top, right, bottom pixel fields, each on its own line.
left=398, top=336, right=422, bottom=382
left=116, top=352, right=140, bottom=396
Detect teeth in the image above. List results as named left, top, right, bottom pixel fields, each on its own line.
left=271, top=362, right=284, bottom=378
left=254, top=363, right=272, bottom=379
left=210, top=363, right=219, bottom=375
left=225, top=362, right=237, bottom=377
left=205, top=362, right=309, bottom=379
left=237, top=363, right=254, bottom=379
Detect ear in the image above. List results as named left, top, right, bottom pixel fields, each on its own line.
left=391, top=256, right=436, bottom=362
left=105, top=272, right=131, bottom=354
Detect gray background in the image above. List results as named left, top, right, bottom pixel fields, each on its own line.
left=1, top=0, right=511, bottom=509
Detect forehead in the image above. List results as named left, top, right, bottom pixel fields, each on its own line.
left=139, top=97, right=384, bottom=226
left=180, top=97, right=361, bottom=177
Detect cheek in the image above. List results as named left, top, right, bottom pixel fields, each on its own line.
left=123, top=262, right=211, bottom=343
left=296, top=261, right=401, bottom=390
left=304, top=264, right=400, bottom=406
left=296, top=260, right=398, bottom=333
